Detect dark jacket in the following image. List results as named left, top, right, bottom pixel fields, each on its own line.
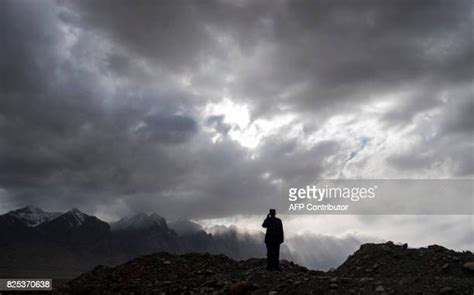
left=262, top=216, right=284, bottom=244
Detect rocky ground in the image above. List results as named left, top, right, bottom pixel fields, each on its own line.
left=60, top=242, right=474, bottom=294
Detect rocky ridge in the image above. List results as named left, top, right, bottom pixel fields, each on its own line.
left=63, top=242, right=474, bottom=294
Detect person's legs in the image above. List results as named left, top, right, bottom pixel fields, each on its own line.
left=274, top=244, right=280, bottom=270
left=266, top=243, right=273, bottom=270
left=267, top=243, right=279, bottom=270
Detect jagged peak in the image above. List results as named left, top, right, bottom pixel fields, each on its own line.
left=40, top=208, right=91, bottom=228
left=63, top=208, right=88, bottom=224
left=6, top=205, right=61, bottom=227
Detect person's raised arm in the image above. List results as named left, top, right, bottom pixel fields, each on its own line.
left=262, top=214, right=270, bottom=228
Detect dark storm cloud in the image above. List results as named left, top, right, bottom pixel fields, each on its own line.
left=1, top=0, right=472, bottom=219
left=0, top=0, right=201, bottom=214
left=227, top=0, right=473, bottom=119
left=63, top=0, right=273, bottom=71
left=64, top=0, right=473, bottom=122
left=137, top=114, right=198, bottom=144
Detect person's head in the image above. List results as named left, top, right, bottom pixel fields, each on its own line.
left=269, top=209, right=276, bottom=217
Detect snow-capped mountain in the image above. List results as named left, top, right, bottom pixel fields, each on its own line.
left=3, top=205, right=61, bottom=227
left=111, top=212, right=168, bottom=231
left=36, top=208, right=110, bottom=248
left=39, top=208, right=109, bottom=230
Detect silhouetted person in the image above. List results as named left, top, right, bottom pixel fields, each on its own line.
left=262, top=209, right=284, bottom=271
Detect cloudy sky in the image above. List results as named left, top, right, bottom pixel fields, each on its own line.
left=1, top=0, right=473, bottom=250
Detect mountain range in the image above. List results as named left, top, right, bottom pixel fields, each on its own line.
left=0, top=206, right=291, bottom=279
